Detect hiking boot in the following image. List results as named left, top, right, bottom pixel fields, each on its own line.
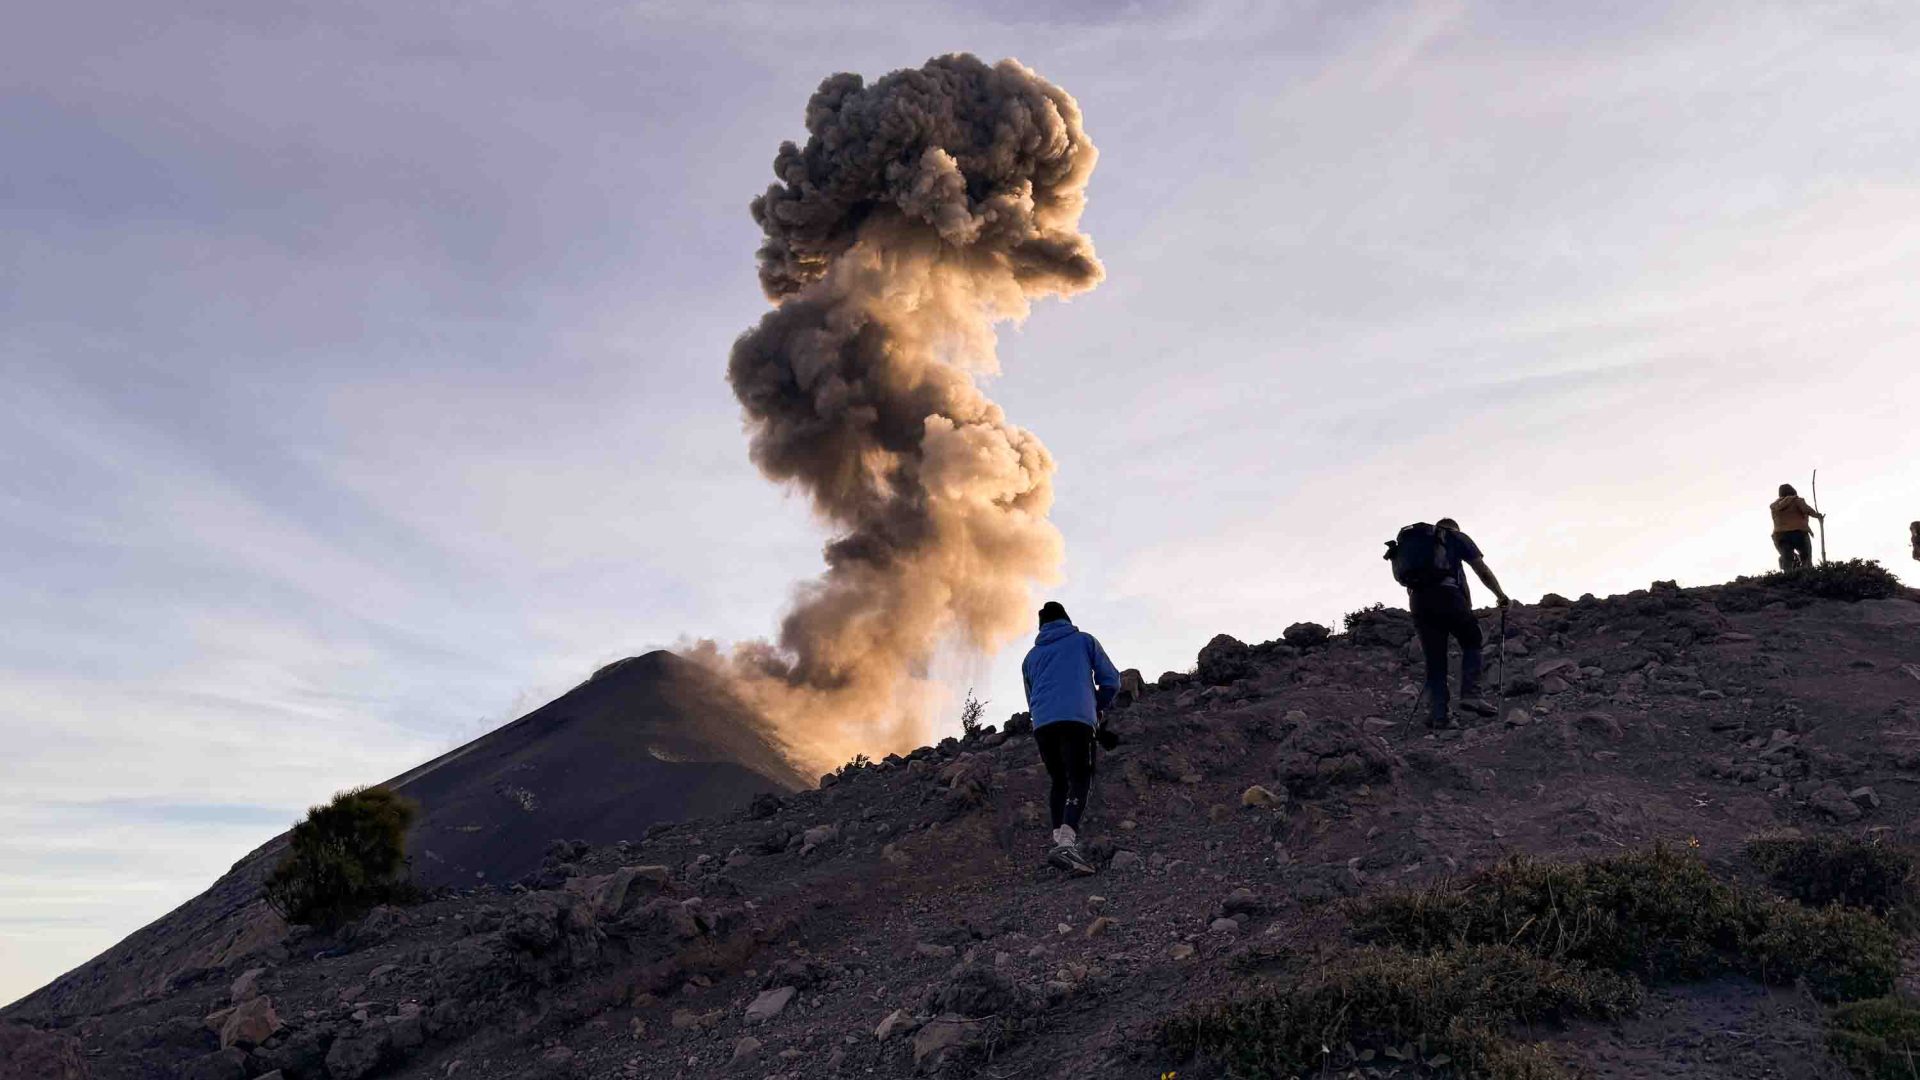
left=1459, top=696, right=1498, bottom=718
left=1048, top=843, right=1097, bottom=876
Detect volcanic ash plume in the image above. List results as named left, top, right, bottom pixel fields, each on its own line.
left=703, top=54, right=1104, bottom=775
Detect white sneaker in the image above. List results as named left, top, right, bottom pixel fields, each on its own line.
left=1051, top=825, right=1077, bottom=848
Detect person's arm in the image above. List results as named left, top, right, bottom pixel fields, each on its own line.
left=1802, top=498, right=1826, bottom=521
left=1088, top=635, right=1121, bottom=711
left=1021, top=656, right=1035, bottom=712
left=1466, top=557, right=1510, bottom=607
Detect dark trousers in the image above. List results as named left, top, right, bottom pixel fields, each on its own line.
left=1773, top=529, right=1813, bottom=571
left=1411, top=586, right=1483, bottom=724
left=1033, top=722, right=1095, bottom=830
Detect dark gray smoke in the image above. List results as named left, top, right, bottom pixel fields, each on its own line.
left=701, top=54, right=1104, bottom=773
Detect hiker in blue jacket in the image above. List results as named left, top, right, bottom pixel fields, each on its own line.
left=1022, top=601, right=1121, bottom=875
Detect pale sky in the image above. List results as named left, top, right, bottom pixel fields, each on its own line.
left=4, top=0, right=1916, bottom=1006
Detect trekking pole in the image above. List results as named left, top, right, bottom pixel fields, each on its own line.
left=1497, top=605, right=1509, bottom=715
left=1813, top=469, right=1827, bottom=565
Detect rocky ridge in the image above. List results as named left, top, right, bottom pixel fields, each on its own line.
left=7, top=573, right=1920, bottom=1080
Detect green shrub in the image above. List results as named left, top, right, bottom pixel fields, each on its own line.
left=1342, top=602, right=1387, bottom=632
left=1745, top=900, right=1902, bottom=1002
left=1761, top=558, right=1902, bottom=601
left=1747, top=834, right=1919, bottom=924
left=1829, top=998, right=1920, bottom=1079
left=1349, top=846, right=1897, bottom=1001
left=1162, top=945, right=1636, bottom=1080
left=263, top=786, right=418, bottom=928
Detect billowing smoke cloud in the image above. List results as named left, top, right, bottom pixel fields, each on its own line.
left=696, top=54, right=1103, bottom=776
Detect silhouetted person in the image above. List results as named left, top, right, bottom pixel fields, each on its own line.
left=1770, top=484, right=1825, bottom=570
left=1389, top=518, right=1510, bottom=728
left=1021, top=600, right=1119, bottom=875
left=1910, top=521, right=1919, bottom=563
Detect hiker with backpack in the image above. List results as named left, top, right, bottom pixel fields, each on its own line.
left=1385, top=519, right=1511, bottom=729
left=1769, top=483, right=1825, bottom=571
left=1022, top=601, right=1120, bottom=875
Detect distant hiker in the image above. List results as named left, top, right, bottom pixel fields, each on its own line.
left=1022, top=600, right=1120, bottom=875
left=1910, top=521, right=1919, bottom=562
left=1769, top=483, right=1825, bottom=571
left=1385, top=519, right=1511, bottom=728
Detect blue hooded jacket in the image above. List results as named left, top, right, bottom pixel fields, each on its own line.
left=1021, top=620, right=1121, bottom=729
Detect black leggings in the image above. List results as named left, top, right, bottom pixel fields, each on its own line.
left=1774, top=530, right=1813, bottom=571
left=1411, top=586, right=1484, bottom=722
left=1033, top=722, right=1095, bottom=830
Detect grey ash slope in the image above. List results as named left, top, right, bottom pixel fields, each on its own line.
left=2, top=649, right=803, bottom=1023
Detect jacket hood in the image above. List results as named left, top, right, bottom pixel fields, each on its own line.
left=1035, top=619, right=1078, bottom=644
left=1771, top=497, right=1797, bottom=511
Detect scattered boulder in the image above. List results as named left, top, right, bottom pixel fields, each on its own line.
left=913, top=1014, right=985, bottom=1071
left=1282, top=621, right=1331, bottom=648
left=745, top=986, right=796, bottom=1024
left=324, top=1025, right=392, bottom=1080
left=218, top=995, right=280, bottom=1049
left=1196, top=634, right=1254, bottom=685
left=228, top=967, right=268, bottom=1003
left=1270, top=714, right=1395, bottom=795
left=0, top=1023, right=89, bottom=1080
left=1219, top=887, right=1262, bottom=916
left=1240, top=784, right=1283, bottom=808
left=875, top=1009, right=916, bottom=1041
left=1806, top=784, right=1865, bottom=823
left=730, top=1035, right=763, bottom=1068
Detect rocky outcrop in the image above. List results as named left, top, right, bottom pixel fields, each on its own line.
left=0, top=1023, right=88, bottom=1080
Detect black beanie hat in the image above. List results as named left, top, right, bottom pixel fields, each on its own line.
left=1038, top=601, right=1070, bottom=627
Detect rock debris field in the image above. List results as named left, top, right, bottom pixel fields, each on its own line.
left=7, top=571, right=1920, bottom=1080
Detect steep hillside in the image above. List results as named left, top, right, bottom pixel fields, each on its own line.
left=8, top=570, right=1920, bottom=1080
left=3, top=651, right=803, bottom=1026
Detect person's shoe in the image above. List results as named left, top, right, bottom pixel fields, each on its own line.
left=1459, top=696, right=1498, bottom=718
left=1051, top=825, right=1077, bottom=848
left=1048, top=842, right=1097, bottom=876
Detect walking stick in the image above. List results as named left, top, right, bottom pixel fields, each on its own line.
left=1813, top=469, right=1827, bottom=565
left=1497, top=605, right=1509, bottom=715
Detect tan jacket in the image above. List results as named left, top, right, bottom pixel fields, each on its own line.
left=1770, top=496, right=1822, bottom=534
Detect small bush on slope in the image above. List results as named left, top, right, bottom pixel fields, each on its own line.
left=1162, top=945, right=1638, bottom=1080
left=1748, top=833, right=1919, bottom=926
left=1763, top=559, right=1902, bottom=601
left=1829, top=998, right=1920, bottom=1079
left=1168, top=848, right=1906, bottom=1079
left=263, top=785, right=418, bottom=928
left=1348, top=846, right=1898, bottom=1002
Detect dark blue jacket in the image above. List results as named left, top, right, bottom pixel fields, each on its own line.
left=1021, top=620, right=1120, bottom=729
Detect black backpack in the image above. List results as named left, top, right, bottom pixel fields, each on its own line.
left=1384, top=522, right=1454, bottom=587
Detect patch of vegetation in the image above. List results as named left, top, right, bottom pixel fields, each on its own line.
left=1349, top=846, right=1898, bottom=1002
left=1829, top=998, right=1920, bottom=1079
left=1750, top=558, right=1903, bottom=602
left=959, top=688, right=988, bottom=739
left=263, top=786, right=418, bottom=928
left=1163, top=945, right=1635, bottom=1080
left=1748, top=833, right=1918, bottom=925
left=1343, top=601, right=1388, bottom=632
